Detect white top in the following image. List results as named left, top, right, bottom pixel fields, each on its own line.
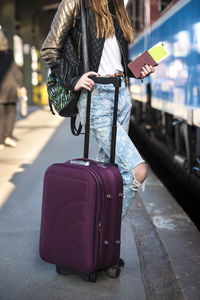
left=98, top=35, right=124, bottom=76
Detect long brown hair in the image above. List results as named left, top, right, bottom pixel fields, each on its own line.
left=87, top=0, right=134, bottom=44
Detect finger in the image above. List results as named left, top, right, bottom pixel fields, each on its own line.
left=82, top=78, right=94, bottom=88
left=82, top=78, right=95, bottom=88
left=149, top=65, right=155, bottom=72
left=86, top=71, right=99, bottom=77
left=141, top=67, right=149, bottom=75
left=83, top=73, right=98, bottom=85
left=81, top=83, right=93, bottom=91
left=144, top=64, right=152, bottom=73
left=140, top=71, right=146, bottom=78
left=85, top=78, right=95, bottom=86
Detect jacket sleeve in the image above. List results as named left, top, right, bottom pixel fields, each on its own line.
left=40, top=0, right=80, bottom=89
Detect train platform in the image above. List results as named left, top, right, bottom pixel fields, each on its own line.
left=0, top=106, right=200, bottom=300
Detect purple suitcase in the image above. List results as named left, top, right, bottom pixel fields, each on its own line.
left=39, top=76, right=123, bottom=282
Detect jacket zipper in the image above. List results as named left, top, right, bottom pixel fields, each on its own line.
left=78, top=32, right=82, bottom=61
left=87, top=167, right=105, bottom=268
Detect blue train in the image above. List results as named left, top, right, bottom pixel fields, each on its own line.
left=126, top=0, right=200, bottom=177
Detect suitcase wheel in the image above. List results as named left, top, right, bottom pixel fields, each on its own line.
left=89, top=271, right=97, bottom=283
left=56, top=265, right=62, bottom=274
left=105, top=265, right=121, bottom=279
left=119, top=258, right=125, bottom=268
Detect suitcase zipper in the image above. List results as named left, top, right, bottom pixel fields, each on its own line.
left=105, top=167, right=123, bottom=265
left=90, top=166, right=123, bottom=269
left=86, top=167, right=106, bottom=268
left=86, top=165, right=114, bottom=268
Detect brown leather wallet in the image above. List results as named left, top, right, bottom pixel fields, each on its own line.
left=128, top=51, right=158, bottom=79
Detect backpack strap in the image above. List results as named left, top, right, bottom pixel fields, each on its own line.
left=70, top=0, right=86, bottom=137
left=71, top=115, right=82, bottom=136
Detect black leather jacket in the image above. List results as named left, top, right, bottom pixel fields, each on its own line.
left=40, top=0, right=133, bottom=91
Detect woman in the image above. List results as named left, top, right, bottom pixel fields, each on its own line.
left=40, top=0, right=155, bottom=215
left=0, top=30, right=26, bottom=149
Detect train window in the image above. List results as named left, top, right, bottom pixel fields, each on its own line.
left=126, top=0, right=145, bottom=34
left=135, top=0, right=140, bottom=31
left=142, top=0, right=145, bottom=29
left=160, top=0, right=173, bottom=11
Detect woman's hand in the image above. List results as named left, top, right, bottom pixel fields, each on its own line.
left=141, top=64, right=155, bottom=79
left=74, top=71, right=99, bottom=92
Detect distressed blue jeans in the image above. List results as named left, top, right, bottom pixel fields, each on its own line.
left=77, top=78, right=145, bottom=215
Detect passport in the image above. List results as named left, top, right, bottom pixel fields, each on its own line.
left=128, top=42, right=169, bottom=79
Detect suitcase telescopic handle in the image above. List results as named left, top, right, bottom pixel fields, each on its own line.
left=88, top=76, right=121, bottom=88
left=84, top=76, right=121, bottom=164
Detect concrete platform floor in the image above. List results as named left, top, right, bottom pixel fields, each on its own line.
left=0, top=107, right=199, bottom=300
